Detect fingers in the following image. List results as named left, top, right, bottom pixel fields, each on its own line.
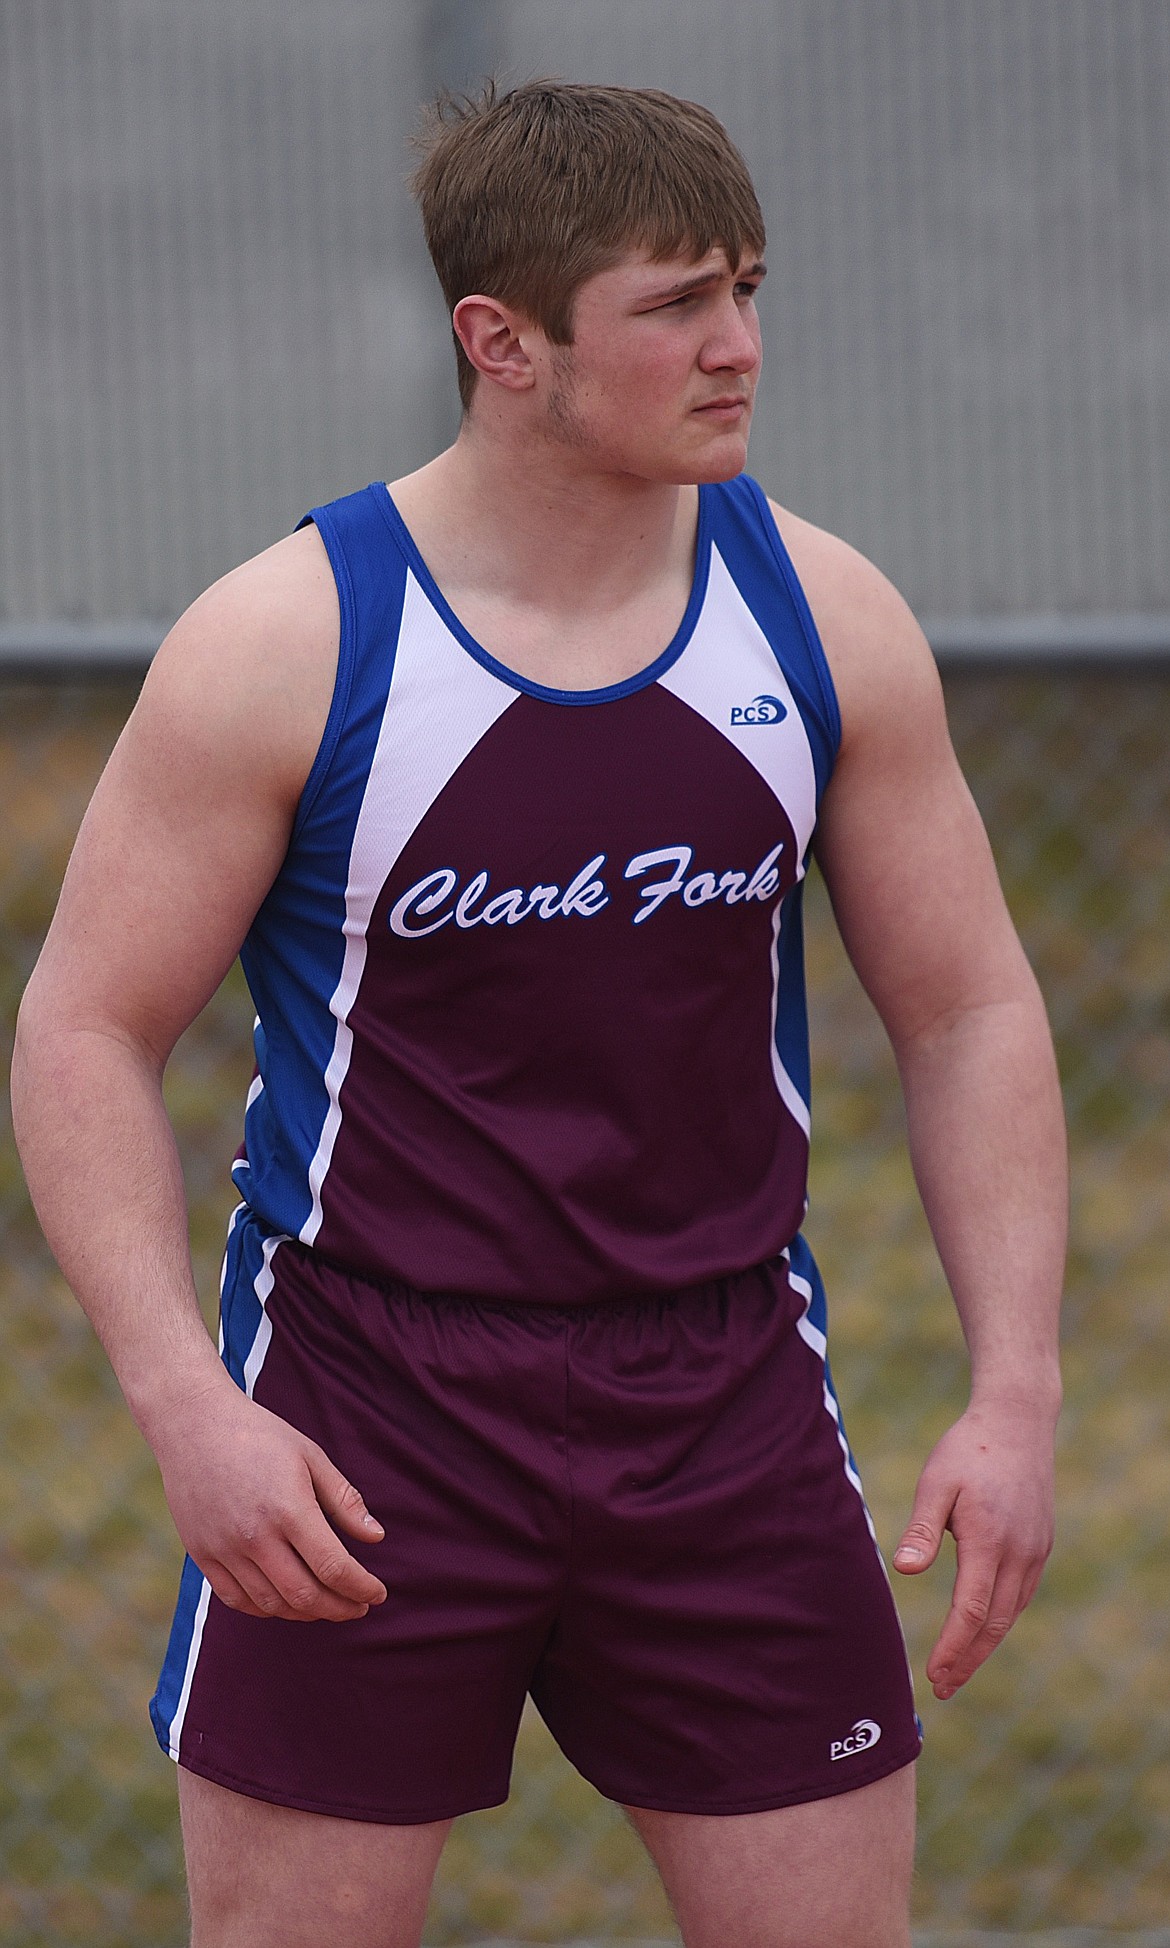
left=202, top=1552, right=336, bottom=1623
left=200, top=1513, right=384, bottom=1621
left=207, top=1553, right=321, bottom=1622
left=209, top=1534, right=378, bottom=1623
left=293, top=1444, right=388, bottom=1607
left=172, top=1418, right=388, bottom=1622
left=893, top=1409, right=1056, bottom=1700
left=893, top=1476, right=955, bottom=1576
left=1018, top=1559, right=1046, bottom=1613
left=305, top=1445, right=386, bottom=1545
left=925, top=1551, right=1032, bottom=1700
left=283, top=1489, right=388, bottom=1612
left=202, top=1559, right=261, bottom=1616
left=922, top=1542, right=1012, bottom=1698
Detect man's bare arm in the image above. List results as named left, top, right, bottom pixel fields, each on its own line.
left=12, top=525, right=388, bottom=1623
left=776, top=505, right=1067, bottom=1702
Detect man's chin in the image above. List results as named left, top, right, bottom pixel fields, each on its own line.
left=614, top=427, right=752, bottom=487
left=674, top=439, right=752, bottom=486
left=695, top=451, right=751, bottom=484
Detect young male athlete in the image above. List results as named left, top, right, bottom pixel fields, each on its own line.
left=12, top=82, right=1065, bottom=1948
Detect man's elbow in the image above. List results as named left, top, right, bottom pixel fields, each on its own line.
left=11, top=983, right=55, bottom=1177
left=12, top=970, right=80, bottom=1143
left=889, top=969, right=1055, bottom=1076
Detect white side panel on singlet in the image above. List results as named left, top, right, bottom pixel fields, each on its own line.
left=301, top=572, right=519, bottom=1244
left=659, top=543, right=819, bottom=1136
left=659, top=544, right=819, bottom=858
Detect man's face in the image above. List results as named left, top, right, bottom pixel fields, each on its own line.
left=533, top=244, right=766, bottom=484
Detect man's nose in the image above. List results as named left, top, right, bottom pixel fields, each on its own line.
left=700, top=302, right=761, bottom=375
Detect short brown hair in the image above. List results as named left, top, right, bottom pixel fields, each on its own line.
left=411, top=80, right=766, bottom=411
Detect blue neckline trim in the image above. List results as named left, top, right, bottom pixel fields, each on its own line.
left=371, top=481, right=714, bottom=706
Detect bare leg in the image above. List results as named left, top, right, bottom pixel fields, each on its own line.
left=178, top=1767, right=453, bottom=1948
left=622, top=1760, right=916, bottom=1948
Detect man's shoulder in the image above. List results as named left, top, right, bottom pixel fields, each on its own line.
left=762, top=497, right=940, bottom=743
left=763, top=499, right=913, bottom=640
left=138, top=523, right=340, bottom=806
left=171, top=523, right=338, bottom=666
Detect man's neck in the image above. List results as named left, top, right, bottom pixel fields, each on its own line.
left=389, top=423, right=698, bottom=624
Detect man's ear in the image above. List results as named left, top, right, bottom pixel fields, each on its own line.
left=452, top=294, right=537, bottom=393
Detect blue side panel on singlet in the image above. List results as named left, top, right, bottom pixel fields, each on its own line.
left=774, top=881, right=812, bottom=1114
left=233, top=488, right=409, bottom=1241
left=704, top=473, right=840, bottom=1120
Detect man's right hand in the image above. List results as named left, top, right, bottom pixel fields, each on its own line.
left=151, top=1376, right=388, bottom=1623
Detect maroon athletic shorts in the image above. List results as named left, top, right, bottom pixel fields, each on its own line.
left=152, top=1220, right=922, bottom=1822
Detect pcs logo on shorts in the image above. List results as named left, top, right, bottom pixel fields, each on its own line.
left=730, top=693, right=787, bottom=726
left=830, top=1718, right=882, bottom=1762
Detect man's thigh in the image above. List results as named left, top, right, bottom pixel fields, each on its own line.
left=622, top=1761, right=916, bottom=1948
left=178, top=1769, right=453, bottom=1948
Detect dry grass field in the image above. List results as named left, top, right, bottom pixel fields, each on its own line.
left=2, top=674, right=1168, bottom=1944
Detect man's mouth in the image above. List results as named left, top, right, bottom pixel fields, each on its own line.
left=693, top=395, right=750, bottom=418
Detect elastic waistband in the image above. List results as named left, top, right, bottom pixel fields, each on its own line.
left=275, top=1231, right=792, bottom=1322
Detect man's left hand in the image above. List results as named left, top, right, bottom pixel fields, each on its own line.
left=892, top=1403, right=1057, bottom=1701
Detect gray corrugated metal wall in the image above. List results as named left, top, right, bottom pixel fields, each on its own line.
left=1, top=0, right=1167, bottom=624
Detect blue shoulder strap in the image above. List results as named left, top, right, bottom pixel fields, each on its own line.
left=291, top=483, right=410, bottom=839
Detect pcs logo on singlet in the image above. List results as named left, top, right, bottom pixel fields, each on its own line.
left=730, top=693, right=787, bottom=727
